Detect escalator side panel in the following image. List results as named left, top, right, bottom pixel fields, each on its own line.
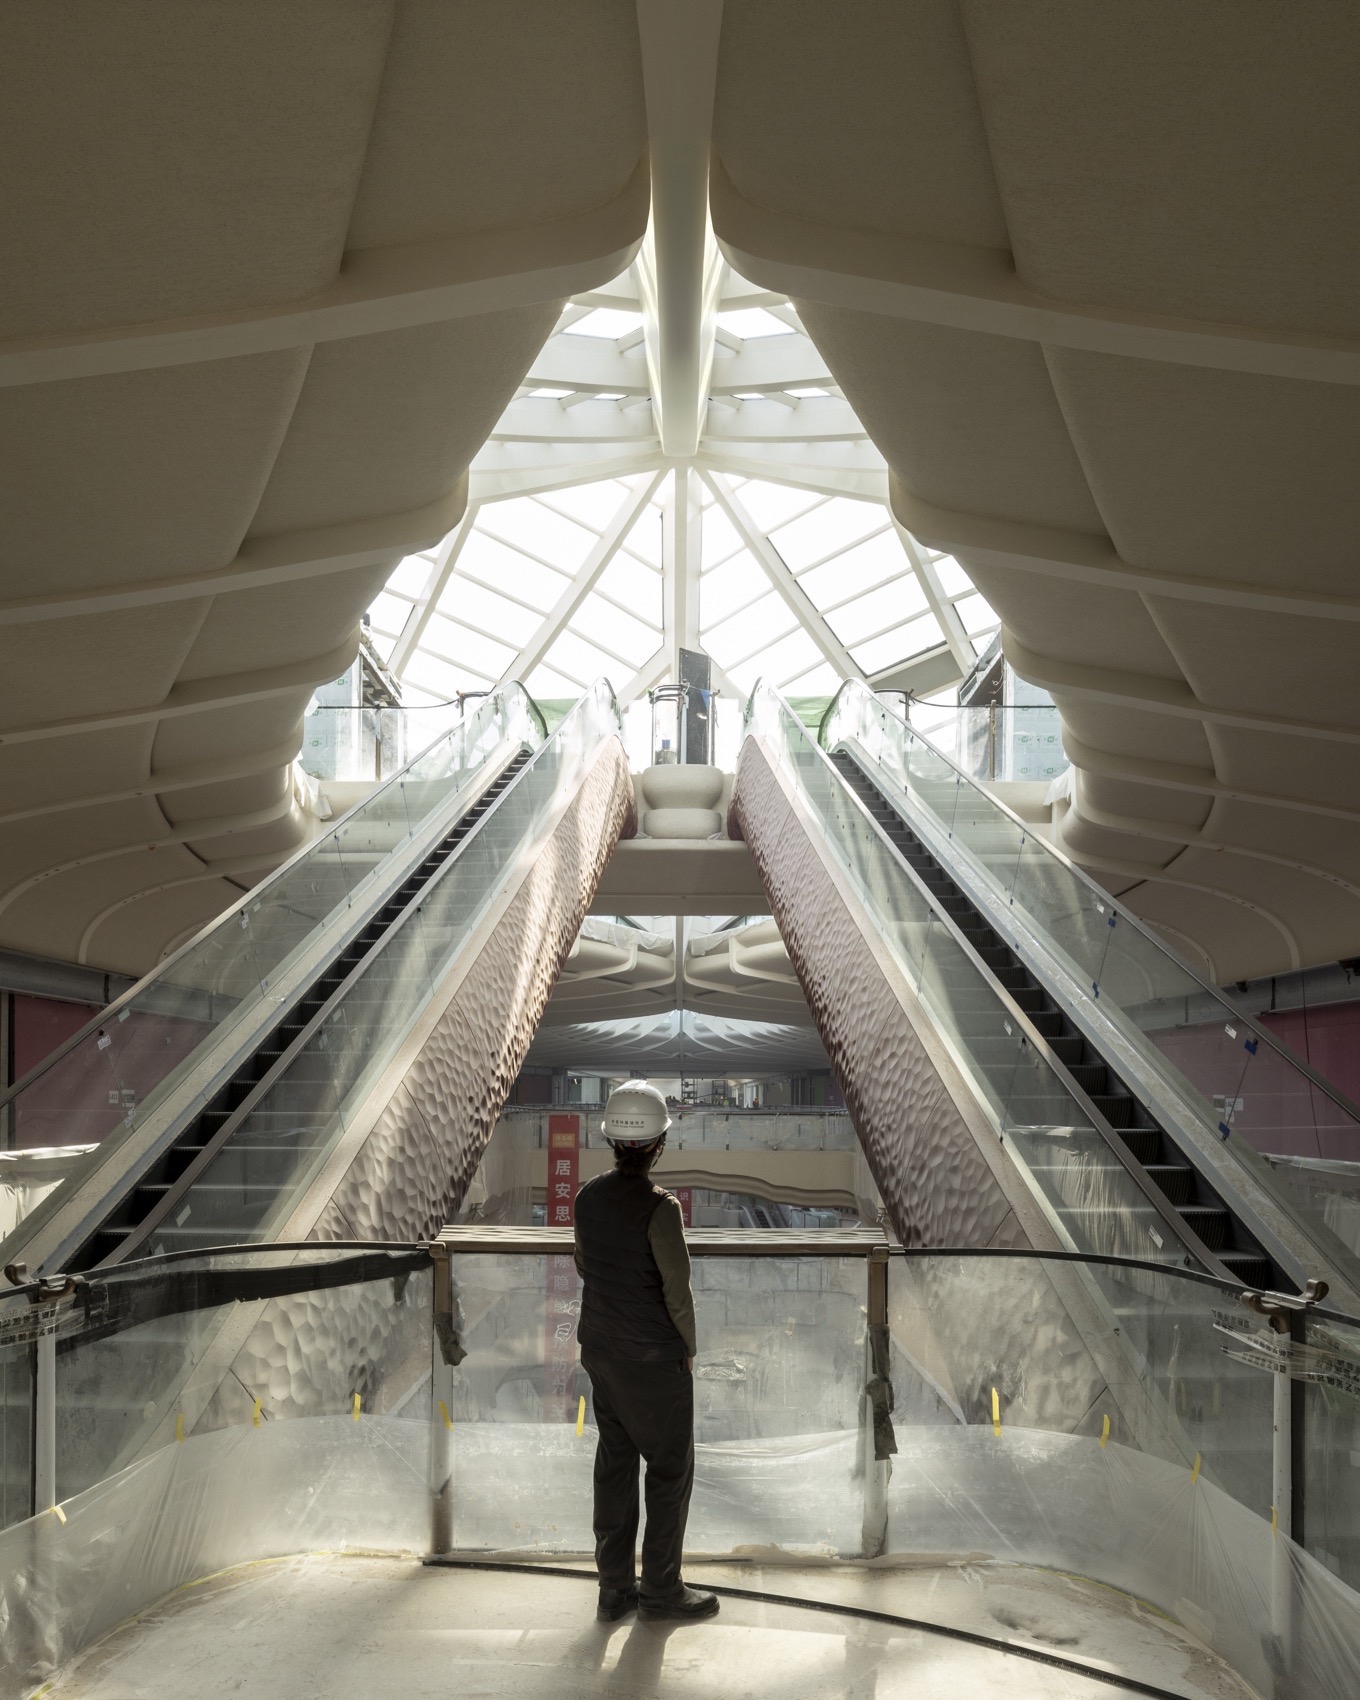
left=305, top=735, right=636, bottom=1245
left=729, top=735, right=1042, bottom=1253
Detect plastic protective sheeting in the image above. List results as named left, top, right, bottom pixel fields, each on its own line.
left=884, top=1425, right=1359, bottom=1700
left=0, top=1414, right=429, bottom=1696
left=443, top=1424, right=862, bottom=1560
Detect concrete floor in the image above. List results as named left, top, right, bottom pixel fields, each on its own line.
left=40, top=1555, right=1256, bottom=1700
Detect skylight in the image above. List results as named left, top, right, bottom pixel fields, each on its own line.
left=367, top=257, right=1001, bottom=719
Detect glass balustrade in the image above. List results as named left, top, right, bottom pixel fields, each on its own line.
left=0, top=686, right=547, bottom=1265
left=745, top=684, right=1210, bottom=1273
left=131, top=680, right=624, bottom=1258
left=821, top=680, right=1360, bottom=1291
left=8, top=1234, right=1357, bottom=1700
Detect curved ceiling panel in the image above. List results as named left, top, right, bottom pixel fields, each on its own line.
left=713, top=0, right=1360, bottom=981
left=0, top=0, right=648, bottom=975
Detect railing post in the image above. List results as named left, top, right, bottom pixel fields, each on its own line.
left=429, top=1245, right=454, bottom=1556
left=32, top=1332, right=56, bottom=1518
left=861, top=1246, right=892, bottom=1558
left=1269, top=1343, right=1293, bottom=1700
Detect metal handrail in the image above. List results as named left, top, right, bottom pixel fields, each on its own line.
left=100, top=681, right=622, bottom=1268
left=0, top=683, right=542, bottom=1115
left=824, top=678, right=1360, bottom=1128
left=750, top=681, right=1241, bottom=1284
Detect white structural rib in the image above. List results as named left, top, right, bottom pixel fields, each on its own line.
left=389, top=503, right=481, bottom=678
left=891, top=521, right=974, bottom=675
left=496, top=471, right=666, bottom=685
left=635, top=0, right=725, bottom=457
left=702, top=471, right=865, bottom=682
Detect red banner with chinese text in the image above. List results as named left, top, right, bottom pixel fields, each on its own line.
left=542, top=1113, right=581, bottom=1421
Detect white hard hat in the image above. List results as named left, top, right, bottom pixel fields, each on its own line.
left=602, top=1079, right=672, bottom=1146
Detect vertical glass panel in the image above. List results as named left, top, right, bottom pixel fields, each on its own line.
left=1301, top=1308, right=1360, bottom=1594
left=818, top=681, right=1360, bottom=1291
left=445, top=1250, right=866, bottom=1558
left=1, top=690, right=546, bottom=1265
left=0, top=1322, right=32, bottom=1532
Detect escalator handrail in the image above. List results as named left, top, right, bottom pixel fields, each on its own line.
left=823, top=678, right=1360, bottom=1129
left=98, top=680, right=623, bottom=1268
left=0, top=684, right=543, bottom=1115
left=748, top=682, right=1240, bottom=1285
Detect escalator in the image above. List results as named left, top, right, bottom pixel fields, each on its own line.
left=732, top=680, right=1360, bottom=1308
left=831, top=751, right=1275, bottom=1289
left=1, top=680, right=635, bottom=1281
left=78, top=751, right=532, bottom=1270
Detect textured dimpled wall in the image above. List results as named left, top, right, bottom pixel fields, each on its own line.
left=729, top=738, right=1028, bottom=1252
left=200, top=741, right=636, bottom=1425
left=310, top=737, right=637, bottom=1245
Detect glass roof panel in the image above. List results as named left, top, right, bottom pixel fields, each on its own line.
left=717, top=308, right=792, bottom=339
left=704, top=592, right=795, bottom=666
left=595, top=553, right=663, bottom=621
left=540, top=628, right=626, bottom=684
left=728, top=479, right=821, bottom=533
left=700, top=502, right=744, bottom=566
left=424, top=615, right=517, bottom=674
left=954, top=592, right=1000, bottom=637
left=433, top=579, right=533, bottom=647
left=539, top=478, right=639, bottom=530
left=855, top=615, right=945, bottom=675
left=699, top=552, right=770, bottom=628
left=479, top=499, right=596, bottom=572
left=826, top=582, right=925, bottom=647
left=761, top=628, right=823, bottom=685
left=932, top=555, right=973, bottom=598
left=572, top=592, right=660, bottom=664
left=369, top=262, right=997, bottom=723
left=386, top=557, right=433, bottom=598
left=798, top=532, right=917, bottom=608
left=457, top=532, right=573, bottom=607
left=781, top=658, right=842, bottom=695
left=562, top=307, right=643, bottom=339
left=769, top=497, right=884, bottom=571
left=525, top=661, right=584, bottom=697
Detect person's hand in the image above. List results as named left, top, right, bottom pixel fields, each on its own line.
left=687, top=1357, right=694, bottom=1371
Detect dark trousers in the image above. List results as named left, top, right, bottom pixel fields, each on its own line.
left=581, top=1348, right=694, bottom=1599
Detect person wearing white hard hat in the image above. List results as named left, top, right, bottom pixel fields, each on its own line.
left=573, top=1080, right=718, bottom=1625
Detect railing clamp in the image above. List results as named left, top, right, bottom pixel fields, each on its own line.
left=1240, top=1277, right=1329, bottom=1333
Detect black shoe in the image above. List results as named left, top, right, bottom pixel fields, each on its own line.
left=638, top=1585, right=720, bottom=1622
left=597, top=1586, right=639, bottom=1622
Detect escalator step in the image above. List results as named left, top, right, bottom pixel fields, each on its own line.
left=1145, top=1165, right=1195, bottom=1206
left=1065, top=1063, right=1109, bottom=1094
left=1029, top=1012, right=1065, bottom=1039
left=1219, top=1252, right=1276, bottom=1289
left=1178, top=1206, right=1231, bottom=1251
left=1091, top=1094, right=1139, bottom=1129
left=1048, top=1036, right=1085, bottom=1065
left=1118, top=1126, right=1162, bottom=1165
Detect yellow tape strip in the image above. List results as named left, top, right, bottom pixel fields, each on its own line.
left=438, top=1399, right=454, bottom=1432
left=51, top=1504, right=67, bottom=1525
left=252, top=1397, right=262, bottom=1429
left=352, top=1393, right=362, bottom=1421
left=990, top=1387, right=1001, bottom=1438
left=576, top=1395, right=586, bottom=1437
left=1099, top=1414, right=1110, bottom=1450
left=1190, top=1452, right=1202, bottom=1485
left=175, top=1412, right=185, bottom=1444
left=1271, top=1504, right=1279, bottom=1537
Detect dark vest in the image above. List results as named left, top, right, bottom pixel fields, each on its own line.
left=575, top=1170, right=686, bottom=1362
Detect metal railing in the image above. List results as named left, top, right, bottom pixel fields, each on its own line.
left=3, top=1233, right=1359, bottom=1700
